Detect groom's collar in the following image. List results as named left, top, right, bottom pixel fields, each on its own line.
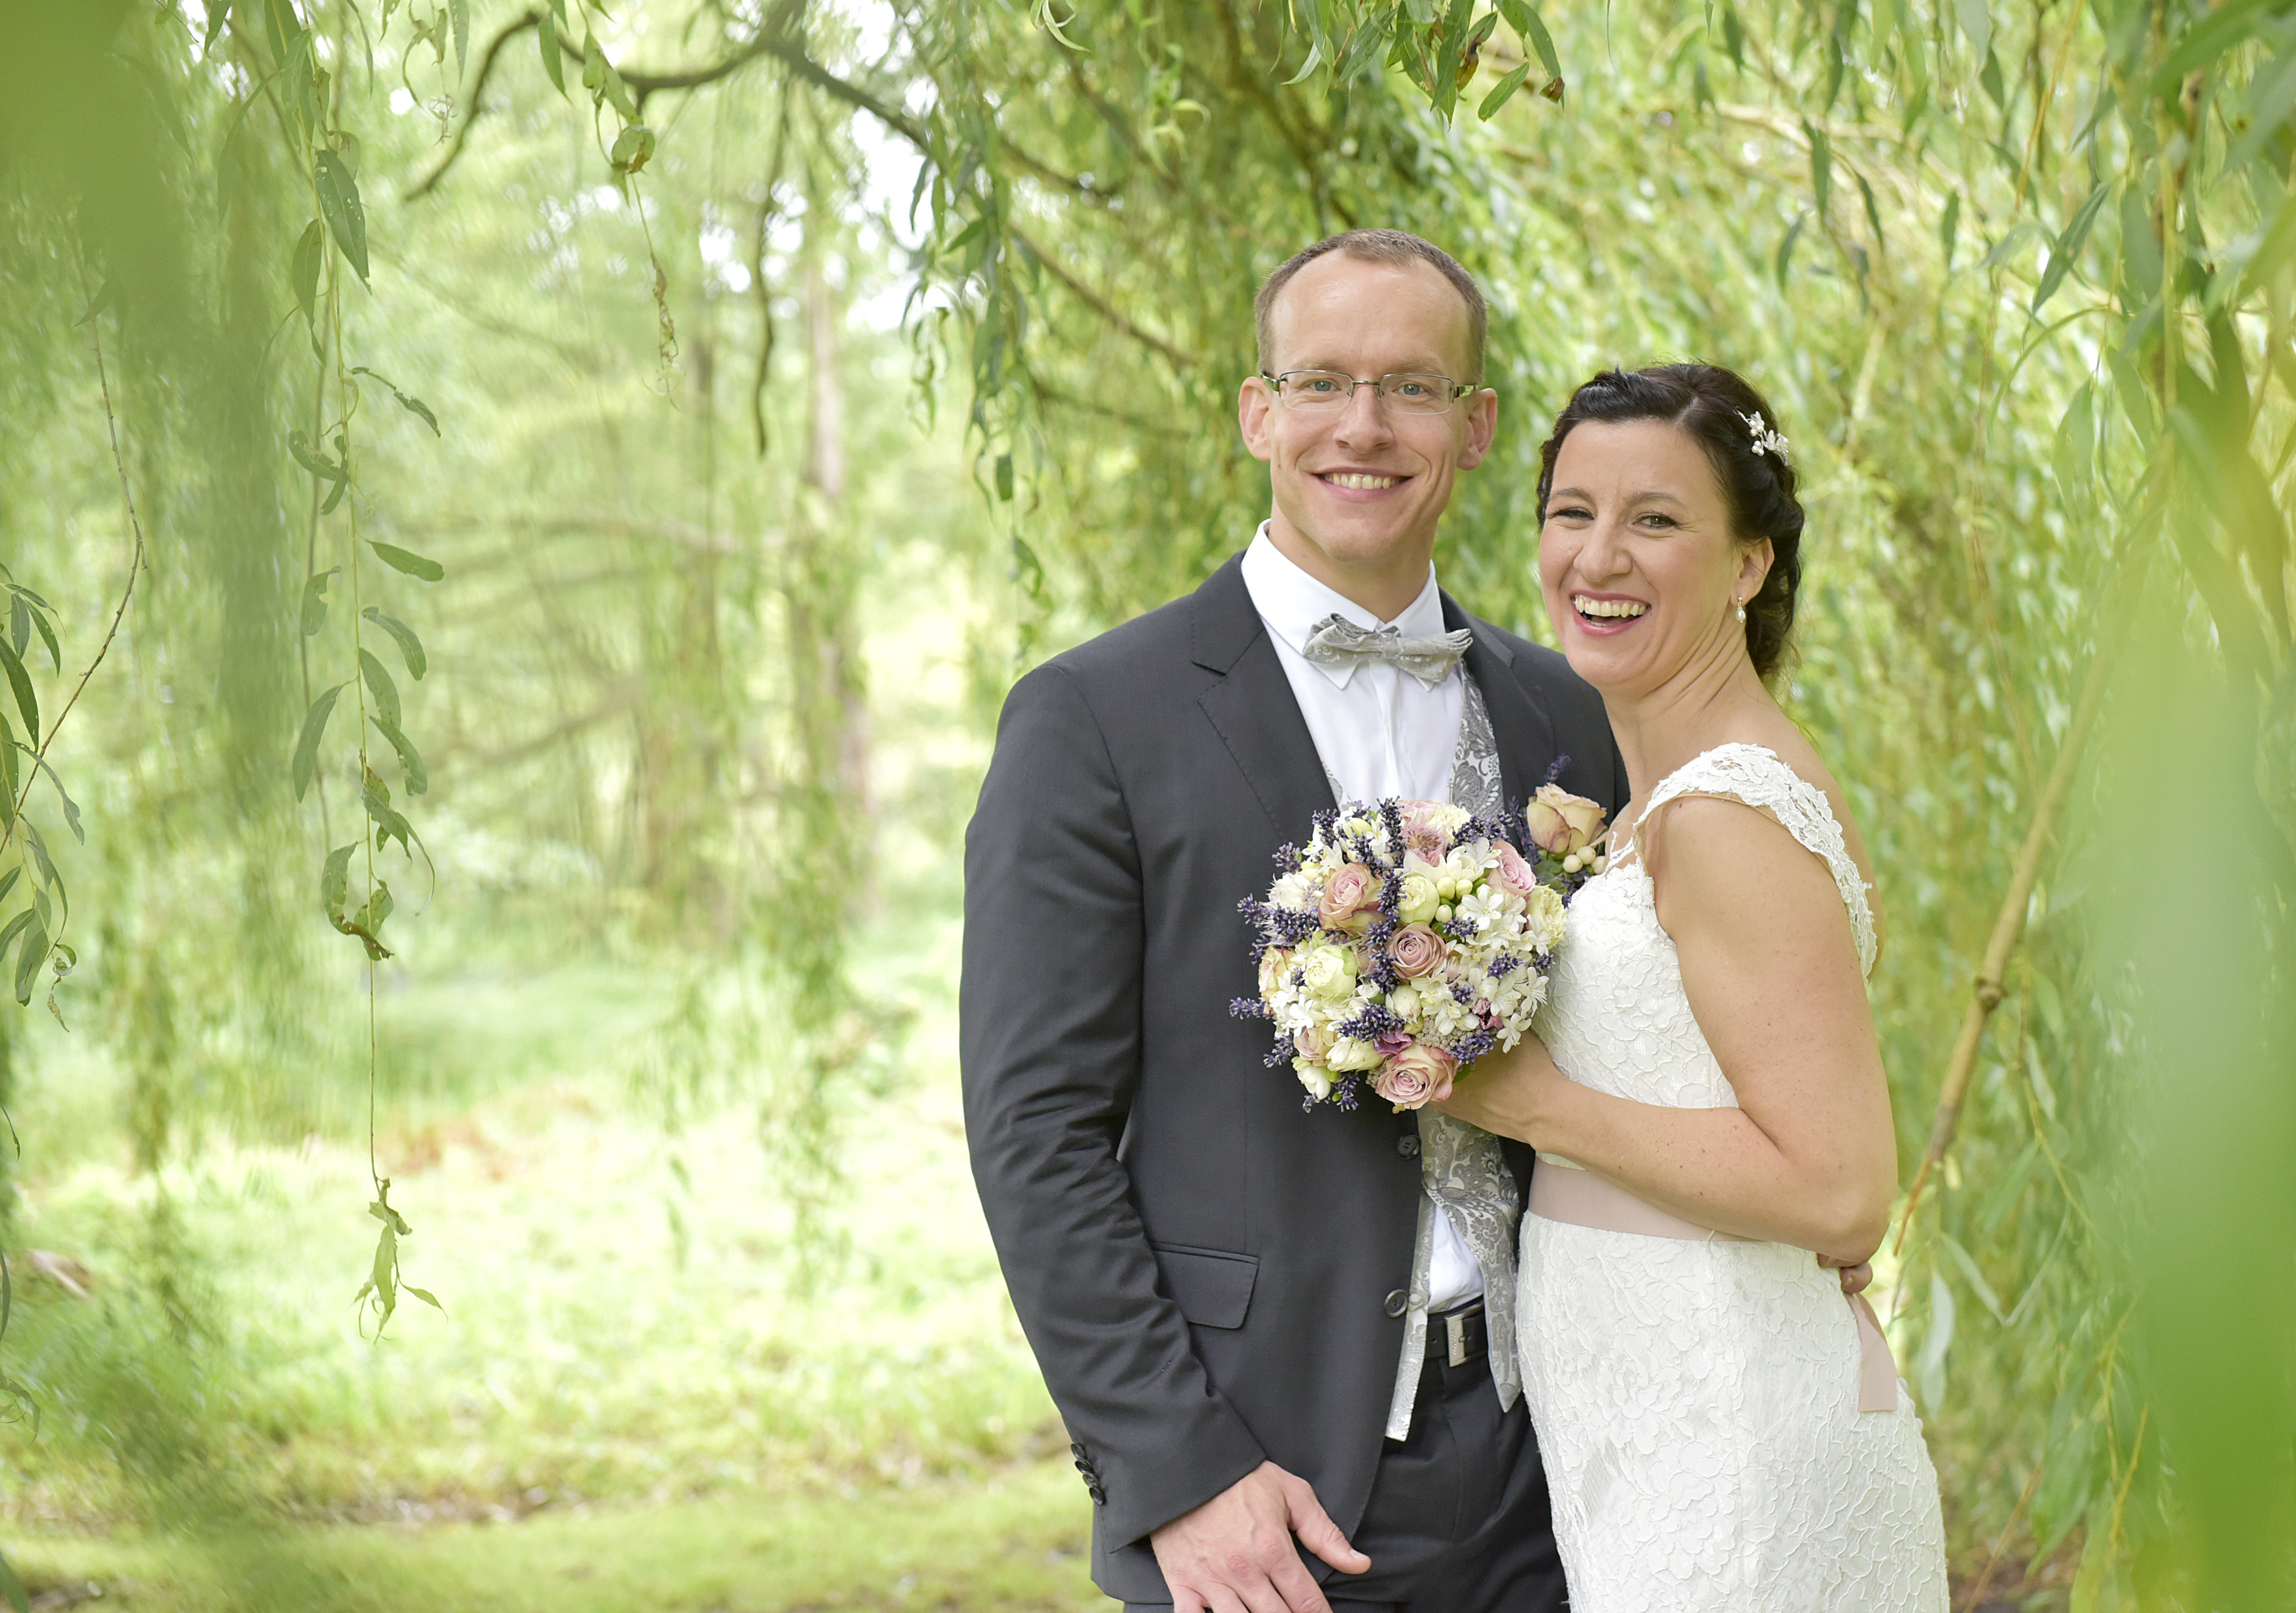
left=1191, top=535, right=1475, bottom=678
left=1238, top=525, right=1446, bottom=689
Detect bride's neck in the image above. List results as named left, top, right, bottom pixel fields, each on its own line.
left=1603, top=655, right=1779, bottom=807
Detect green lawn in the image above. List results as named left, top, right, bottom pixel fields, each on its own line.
left=8, top=1461, right=1098, bottom=1612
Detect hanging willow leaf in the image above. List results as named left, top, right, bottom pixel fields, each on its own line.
left=451, top=0, right=469, bottom=75
left=292, top=682, right=348, bottom=801
left=13, top=592, right=59, bottom=673
left=1940, top=189, right=1961, bottom=271
left=11, top=914, right=44, bottom=1008
left=0, top=635, right=36, bottom=740
left=349, top=367, right=441, bottom=436
left=362, top=607, right=427, bottom=679
left=358, top=647, right=402, bottom=730
left=319, top=842, right=356, bottom=926
left=367, top=541, right=444, bottom=581
left=370, top=714, right=428, bottom=795
left=315, top=150, right=369, bottom=284
left=2031, top=183, right=2110, bottom=314
left=301, top=568, right=339, bottom=637
left=1477, top=62, right=1532, bottom=118
left=27, top=752, right=82, bottom=844
left=1497, top=0, right=1563, bottom=84
left=362, top=765, right=415, bottom=858
left=610, top=124, right=657, bottom=179
left=539, top=7, right=566, bottom=96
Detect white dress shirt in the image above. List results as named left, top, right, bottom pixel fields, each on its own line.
left=1238, top=525, right=1485, bottom=1313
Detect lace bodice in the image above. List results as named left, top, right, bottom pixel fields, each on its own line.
left=1516, top=741, right=1947, bottom=1610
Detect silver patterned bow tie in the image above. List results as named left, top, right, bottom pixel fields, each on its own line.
left=1300, top=615, right=1473, bottom=687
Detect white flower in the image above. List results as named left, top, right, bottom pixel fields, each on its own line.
left=1456, top=889, right=1506, bottom=933
left=1327, top=1036, right=1384, bottom=1072
left=1295, top=1061, right=1334, bottom=1100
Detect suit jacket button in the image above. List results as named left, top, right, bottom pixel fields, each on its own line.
left=1395, top=1134, right=1421, bottom=1158
left=1384, top=1288, right=1409, bottom=1317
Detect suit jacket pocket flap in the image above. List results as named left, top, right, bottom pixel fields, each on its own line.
left=1151, top=1244, right=1258, bottom=1330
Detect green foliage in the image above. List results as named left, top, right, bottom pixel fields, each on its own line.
left=0, top=0, right=2286, bottom=1601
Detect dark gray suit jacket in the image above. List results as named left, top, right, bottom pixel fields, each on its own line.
left=961, top=552, right=1625, bottom=1603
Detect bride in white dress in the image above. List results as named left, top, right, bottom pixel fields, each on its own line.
left=1441, top=364, right=1948, bottom=1610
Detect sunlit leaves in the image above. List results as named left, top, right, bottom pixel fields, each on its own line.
left=2031, top=183, right=2109, bottom=315
left=315, top=149, right=368, bottom=285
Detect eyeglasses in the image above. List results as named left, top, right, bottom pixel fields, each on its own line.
left=1259, top=371, right=1477, bottom=414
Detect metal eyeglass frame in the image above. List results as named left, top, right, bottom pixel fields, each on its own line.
left=1258, top=371, right=1479, bottom=413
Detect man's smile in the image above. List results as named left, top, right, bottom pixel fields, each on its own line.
left=1315, top=469, right=1406, bottom=492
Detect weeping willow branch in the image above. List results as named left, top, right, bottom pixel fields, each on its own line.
left=402, top=8, right=541, bottom=202
left=1010, top=226, right=1201, bottom=373
left=1894, top=550, right=2147, bottom=1248
left=3, top=309, right=147, bottom=849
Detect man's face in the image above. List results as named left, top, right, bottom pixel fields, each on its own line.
left=1238, top=254, right=1496, bottom=592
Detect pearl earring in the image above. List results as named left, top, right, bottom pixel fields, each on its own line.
left=1734, top=598, right=1747, bottom=625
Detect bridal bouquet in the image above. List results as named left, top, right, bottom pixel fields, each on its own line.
left=1234, top=788, right=1607, bottom=1113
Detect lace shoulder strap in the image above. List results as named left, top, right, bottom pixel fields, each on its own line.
left=1637, top=743, right=1877, bottom=977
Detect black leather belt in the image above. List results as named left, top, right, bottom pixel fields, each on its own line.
left=1433, top=1300, right=1486, bottom=1366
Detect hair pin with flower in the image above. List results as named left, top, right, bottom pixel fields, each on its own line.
left=1741, top=410, right=1791, bottom=464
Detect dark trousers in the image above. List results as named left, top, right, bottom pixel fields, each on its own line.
left=1128, top=1326, right=1568, bottom=1612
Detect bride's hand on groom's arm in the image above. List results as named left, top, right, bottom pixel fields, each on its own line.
left=1149, top=1460, right=1371, bottom=1613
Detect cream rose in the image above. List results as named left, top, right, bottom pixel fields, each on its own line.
left=1396, top=872, right=1440, bottom=924
left=1522, top=884, right=1566, bottom=948
left=1389, top=923, right=1447, bottom=980
left=1326, top=1036, right=1385, bottom=1072
left=1293, top=1022, right=1335, bottom=1062
left=1317, top=862, right=1380, bottom=932
left=1298, top=940, right=1358, bottom=1000
left=1525, top=784, right=1606, bottom=855
left=1372, top=1042, right=1460, bottom=1110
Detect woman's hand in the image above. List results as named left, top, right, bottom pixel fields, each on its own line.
left=1435, top=1035, right=1571, bottom=1149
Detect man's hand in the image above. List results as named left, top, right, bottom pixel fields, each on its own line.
left=1149, top=1460, right=1371, bottom=1613
left=1819, top=1253, right=1874, bottom=1297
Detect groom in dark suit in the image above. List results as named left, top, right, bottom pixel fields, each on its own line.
left=962, top=231, right=1624, bottom=1612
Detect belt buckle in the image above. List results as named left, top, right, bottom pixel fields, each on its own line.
left=1445, top=1310, right=1468, bottom=1367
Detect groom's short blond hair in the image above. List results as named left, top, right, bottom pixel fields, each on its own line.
left=1254, top=230, right=1489, bottom=384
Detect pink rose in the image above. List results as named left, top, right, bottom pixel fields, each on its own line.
left=1491, top=841, right=1540, bottom=898
left=1524, top=784, right=1606, bottom=856
left=1373, top=1042, right=1459, bottom=1110
left=1293, top=1023, right=1335, bottom=1061
left=1389, top=923, right=1447, bottom=980
left=1374, top=1029, right=1414, bottom=1058
left=1318, top=862, right=1380, bottom=932
left=1400, top=802, right=1451, bottom=864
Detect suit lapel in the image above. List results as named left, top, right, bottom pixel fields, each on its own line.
left=1192, top=555, right=1335, bottom=838
left=1445, top=594, right=1559, bottom=808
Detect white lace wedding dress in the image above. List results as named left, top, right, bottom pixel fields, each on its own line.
left=1516, top=744, right=1948, bottom=1611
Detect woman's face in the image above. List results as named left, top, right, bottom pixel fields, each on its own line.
left=1537, top=418, right=1771, bottom=700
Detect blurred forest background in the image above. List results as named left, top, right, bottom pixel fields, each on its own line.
left=0, top=0, right=2289, bottom=1608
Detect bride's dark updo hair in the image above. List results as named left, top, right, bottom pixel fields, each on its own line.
left=1535, top=364, right=1806, bottom=680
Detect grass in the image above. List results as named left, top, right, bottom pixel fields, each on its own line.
left=0, top=868, right=1099, bottom=1606
left=7, top=1462, right=1098, bottom=1611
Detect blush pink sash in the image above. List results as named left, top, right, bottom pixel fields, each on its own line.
left=1528, top=1164, right=1901, bottom=1413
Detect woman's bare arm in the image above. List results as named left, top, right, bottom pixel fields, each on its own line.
left=1440, top=795, right=1898, bottom=1264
